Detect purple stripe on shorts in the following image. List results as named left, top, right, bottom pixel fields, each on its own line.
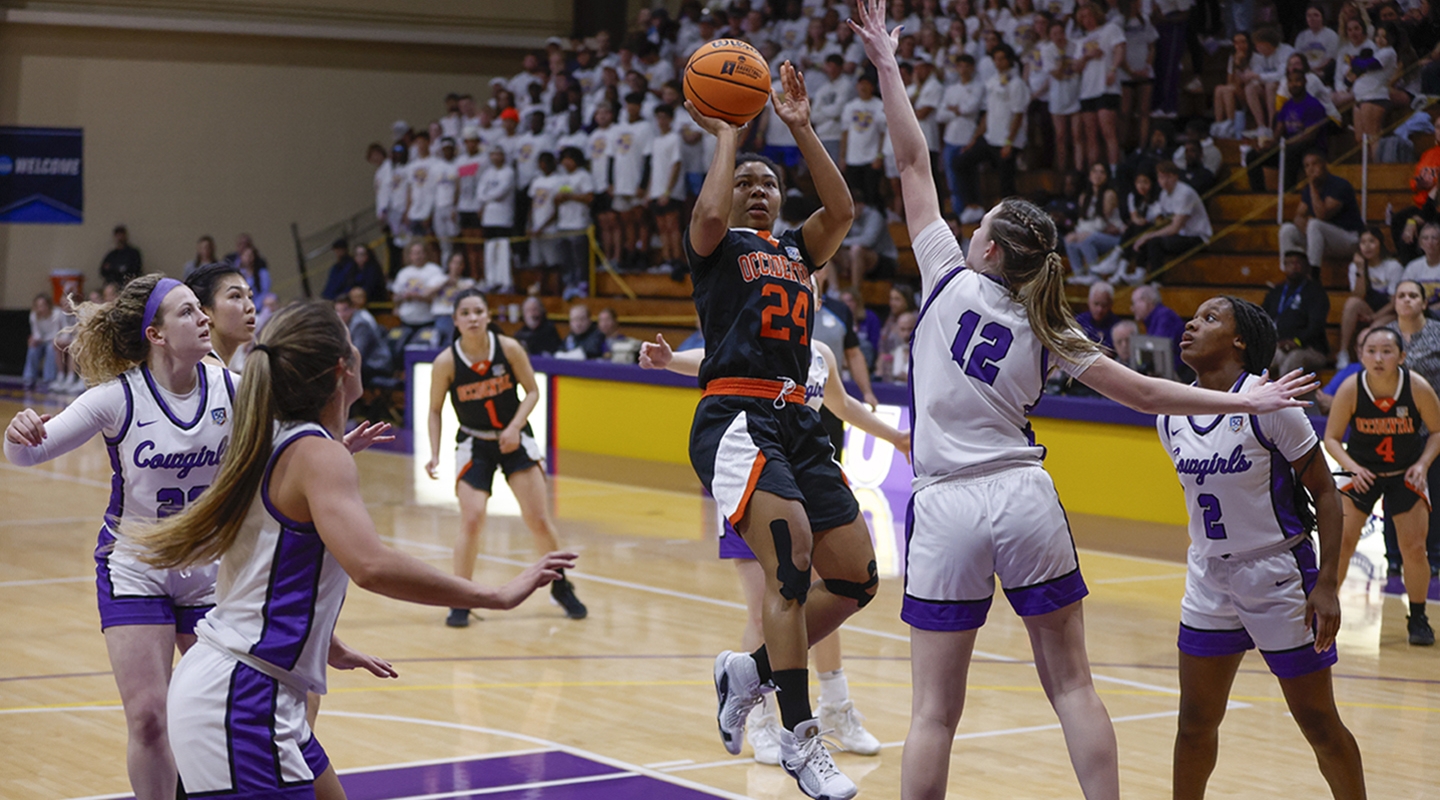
left=901, top=593, right=993, bottom=631
left=718, top=519, right=756, bottom=560
left=300, top=733, right=329, bottom=782
left=249, top=528, right=325, bottom=671
left=228, top=663, right=284, bottom=793
left=339, top=751, right=623, bottom=800
left=93, top=527, right=179, bottom=631
left=175, top=605, right=214, bottom=635
left=1291, top=538, right=1321, bottom=596
left=1177, top=623, right=1255, bottom=657
left=1004, top=568, right=1088, bottom=617
left=1261, top=642, right=1338, bottom=679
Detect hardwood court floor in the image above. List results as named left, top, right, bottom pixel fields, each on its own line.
left=0, top=394, right=1435, bottom=799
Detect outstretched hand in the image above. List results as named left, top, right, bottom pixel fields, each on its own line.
left=771, top=61, right=812, bottom=130
left=328, top=637, right=398, bottom=679
left=847, top=0, right=901, bottom=63
left=639, top=333, right=674, bottom=370
left=684, top=100, right=743, bottom=137
left=343, top=421, right=395, bottom=454
left=495, top=551, right=580, bottom=610
left=1244, top=369, right=1320, bottom=413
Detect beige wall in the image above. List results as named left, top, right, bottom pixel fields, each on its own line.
left=0, top=23, right=554, bottom=305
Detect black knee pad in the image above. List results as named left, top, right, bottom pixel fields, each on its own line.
left=824, top=559, right=879, bottom=608
left=770, top=519, right=812, bottom=604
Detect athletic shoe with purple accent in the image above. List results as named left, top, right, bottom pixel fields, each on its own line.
left=714, top=650, right=764, bottom=755
left=779, top=718, right=857, bottom=800
left=1409, top=613, right=1434, bottom=646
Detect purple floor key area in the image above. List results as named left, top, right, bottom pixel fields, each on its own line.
left=335, top=750, right=728, bottom=800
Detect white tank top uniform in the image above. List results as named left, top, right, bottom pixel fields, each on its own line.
left=717, top=345, right=832, bottom=559
left=904, top=219, right=1100, bottom=632
left=168, top=422, right=348, bottom=794
left=1158, top=372, right=1337, bottom=678
left=3, top=363, right=233, bottom=631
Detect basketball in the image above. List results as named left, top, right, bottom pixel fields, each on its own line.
left=683, top=39, right=772, bottom=125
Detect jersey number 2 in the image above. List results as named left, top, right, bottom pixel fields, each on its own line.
left=1197, top=493, right=1227, bottom=540
left=759, top=284, right=810, bottom=345
left=950, top=310, right=1014, bottom=385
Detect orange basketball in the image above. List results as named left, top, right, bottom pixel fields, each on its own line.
left=683, top=39, right=772, bottom=125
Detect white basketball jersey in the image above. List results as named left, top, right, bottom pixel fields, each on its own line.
left=803, top=345, right=828, bottom=411
left=909, top=221, right=1098, bottom=488
left=106, top=363, right=235, bottom=537
left=1158, top=373, right=1319, bottom=558
left=196, top=422, right=350, bottom=695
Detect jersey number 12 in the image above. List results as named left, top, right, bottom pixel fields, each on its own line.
left=950, top=310, right=1014, bottom=385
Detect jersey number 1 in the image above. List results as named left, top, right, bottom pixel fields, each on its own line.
left=759, top=284, right=810, bottom=345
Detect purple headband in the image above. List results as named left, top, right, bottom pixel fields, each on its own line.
left=140, top=277, right=184, bottom=340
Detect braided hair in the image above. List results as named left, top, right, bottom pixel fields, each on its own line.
left=988, top=198, right=1101, bottom=364
left=1221, top=295, right=1276, bottom=376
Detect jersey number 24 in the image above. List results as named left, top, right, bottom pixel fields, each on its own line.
left=759, top=284, right=810, bottom=345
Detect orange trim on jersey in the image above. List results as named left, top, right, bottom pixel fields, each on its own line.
left=469, top=360, right=493, bottom=376
left=703, top=378, right=806, bottom=405
left=728, top=450, right=768, bottom=525
left=457, top=460, right=473, bottom=483
left=753, top=230, right=780, bottom=247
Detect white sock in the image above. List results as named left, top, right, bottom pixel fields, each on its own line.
left=818, top=668, right=848, bottom=708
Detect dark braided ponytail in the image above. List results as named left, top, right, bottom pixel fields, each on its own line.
left=1222, top=296, right=1276, bottom=376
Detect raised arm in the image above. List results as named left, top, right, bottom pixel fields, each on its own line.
left=295, top=438, right=576, bottom=610
left=1076, top=356, right=1318, bottom=415
left=686, top=103, right=744, bottom=258
left=774, top=62, right=854, bottom=265
left=815, top=341, right=909, bottom=454
left=849, top=0, right=942, bottom=240
left=4, top=384, right=120, bottom=465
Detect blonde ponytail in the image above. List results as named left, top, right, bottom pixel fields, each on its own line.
left=134, top=301, right=351, bottom=569
left=68, top=274, right=164, bottom=386
left=990, top=198, right=1101, bottom=366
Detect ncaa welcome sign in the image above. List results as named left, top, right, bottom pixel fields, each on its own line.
left=0, top=127, right=83, bottom=224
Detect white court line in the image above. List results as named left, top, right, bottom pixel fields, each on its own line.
left=0, top=575, right=91, bottom=589
left=1077, top=547, right=1185, bottom=568
left=337, top=747, right=551, bottom=773
left=0, top=461, right=111, bottom=489
left=644, top=759, right=696, bottom=769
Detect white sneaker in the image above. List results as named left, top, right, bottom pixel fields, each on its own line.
left=1335, top=351, right=1350, bottom=370
left=1092, top=249, right=1122, bottom=277
left=779, top=719, right=858, bottom=800
left=747, top=703, right=783, bottom=765
left=819, top=700, right=881, bottom=756
left=1066, top=273, right=1097, bottom=286
left=959, top=206, right=985, bottom=225
left=714, top=651, right=765, bottom=755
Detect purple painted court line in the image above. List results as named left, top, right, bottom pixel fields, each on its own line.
left=339, top=752, right=623, bottom=800
left=0, top=670, right=112, bottom=683
left=473, top=774, right=729, bottom=800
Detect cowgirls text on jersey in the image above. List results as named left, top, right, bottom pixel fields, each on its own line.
left=132, top=437, right=229, bottom=481
left=1173, top=444, right=1254, bottom=486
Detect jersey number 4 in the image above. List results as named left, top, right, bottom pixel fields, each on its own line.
left=759, top=284, right=810, bottom=345
left=950, top=310, right=1014, bottom=385
left=1375, top=435, right=1395, bottom=463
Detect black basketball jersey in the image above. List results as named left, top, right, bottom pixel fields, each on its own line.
left=686, top=226, right=817, bottom=389
left=449, top=332, right=526, bottom=436
left=1349, top=366, right=1425, bottom=470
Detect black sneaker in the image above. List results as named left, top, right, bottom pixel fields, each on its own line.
left=446, top=608, right=472, bottom=628
left=551, top=578, right=588, bottom=619
left=1408, top=613, right=1435, bottom=646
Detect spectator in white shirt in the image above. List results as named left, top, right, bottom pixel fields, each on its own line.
left=647, top=105, right=686, bottom=276
left=1133, top=160, right=1211, bottom=274
left=840, top=73, right=887, bottom=208
left=911, top=53, right=946, bottom=162
left=456, top=128, right=486, bottom=270
left=554, top=147, right=597, bottom=299
left=830, top=187, right=901, bottom=297
left=478, top=147, right=517, bottom=293
left=1251, top=27, right=1296, bottom=133
left=611, top=92, right=656, bottom=270
left=404, top=132, right=437, bottom=237
left=811, top=55, right=857, bottom=167
left=528, top=151, right=565, bottom=287
left=513, top=111, right=556, bottom=193
left=586, top=103, right=622, bottom=271
left=1118, top=0, right=1157, bottom=150
left=938, top=53, right=986, bottom=216
left=369, top=142, right=391, bottom=228
left=431, top=137, right=462, bottom=266
left=1074, top=2, right=1125, bottom=173
left=390, top=241, right=448, bottom=348
left=955, top=43, right=1030, bottom=222
left=1042, top=21, right=1084, bottom=173
left=1331, top=17, right=1372, bottom=112
left=1350, top=23, right=1400, bottom=161
left=23, top=293, right=59, bottom=388
left=1294, top=4, right=1339, bottom=77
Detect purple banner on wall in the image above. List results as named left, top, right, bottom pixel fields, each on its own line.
left=0, top=127, right=83, bottom=224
